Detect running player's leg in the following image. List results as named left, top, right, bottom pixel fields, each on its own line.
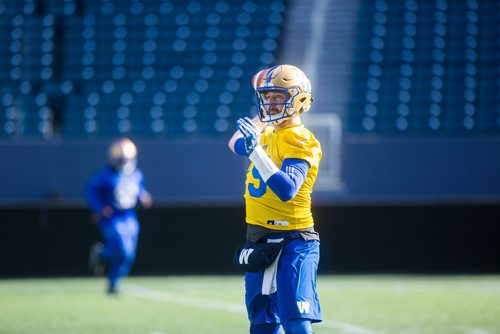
left=108, top=217, right=139, bottom=293
left=102, top=232, right=121, bottom=294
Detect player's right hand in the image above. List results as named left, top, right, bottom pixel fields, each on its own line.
left=91, top=206, right=113, bottom=223
left=102, top=206, right=113, bottom=218
left=237, top=117, right=260, bottom=155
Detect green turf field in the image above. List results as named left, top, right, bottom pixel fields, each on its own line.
left=0, top=275, right=499, bottom=334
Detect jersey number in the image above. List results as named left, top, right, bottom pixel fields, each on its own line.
left=248, top=166, right=267, bottom=198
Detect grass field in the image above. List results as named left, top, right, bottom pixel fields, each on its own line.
left=1, top=275, right=499, bottom=334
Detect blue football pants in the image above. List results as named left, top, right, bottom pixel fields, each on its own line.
left=99, top=216, right=139, bottom=289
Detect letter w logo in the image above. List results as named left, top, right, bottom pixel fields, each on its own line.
left=296, top=301, right=310, bottom=314
left=239, top=248, right=254, bottom=265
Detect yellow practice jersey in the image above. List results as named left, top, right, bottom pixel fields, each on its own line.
left=244, top=124, right=322, bottom=230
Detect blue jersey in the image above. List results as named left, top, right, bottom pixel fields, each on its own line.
left=85, top=165, right=147, bottom=218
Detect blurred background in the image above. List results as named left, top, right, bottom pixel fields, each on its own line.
left=0, top=0, right=499, bottom=277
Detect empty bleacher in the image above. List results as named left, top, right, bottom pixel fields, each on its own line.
left=348, top=0, right=500, bottom=134
left=0, top=0, right=286, bottom=138
left=2, top=0, right=499, bottom=139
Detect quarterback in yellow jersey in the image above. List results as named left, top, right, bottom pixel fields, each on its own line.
left=229, top=65, right=322, bottom=334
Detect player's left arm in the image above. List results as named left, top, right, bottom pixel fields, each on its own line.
left=137, top=171, right=153, bottom=209
left=266, top=158, right=309, bottom=202
left=139, top=190, right=152, bottom=208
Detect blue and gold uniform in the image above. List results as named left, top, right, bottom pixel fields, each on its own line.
left=232, top=64, right=323, bottom=334
left=241, top=123, right=323, bottom=331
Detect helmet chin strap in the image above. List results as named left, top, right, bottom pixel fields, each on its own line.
left=271, top=118, right=287, bottom=126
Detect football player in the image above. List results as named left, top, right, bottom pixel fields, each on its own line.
left=228, top=65, right=323, bottom=334
left=85, top=138, right=152, bottom=294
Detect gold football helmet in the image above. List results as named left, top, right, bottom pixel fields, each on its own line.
left=108, top=138, right=137, bottom=174
left=253, top=64, right=313, bottom=124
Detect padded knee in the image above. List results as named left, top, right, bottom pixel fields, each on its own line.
left=250, top=323, right=281, bottom=334
left=282, top=319, right=313, bottom=334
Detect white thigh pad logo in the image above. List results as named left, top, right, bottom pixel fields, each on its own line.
left=296, top=301, right=310, bottom=314
left=239, top=248, right=254, bottom=265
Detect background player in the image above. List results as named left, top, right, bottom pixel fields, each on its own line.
left=85, top=138, right=152, bottom=294
left=228, top=65, right=323, bottom=334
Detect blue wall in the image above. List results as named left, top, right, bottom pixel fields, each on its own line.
left=0, top=138, right=246, bottom=205
left=338, top=135, right=500, bottom=202
left=1, top=135, right=499, bottom=205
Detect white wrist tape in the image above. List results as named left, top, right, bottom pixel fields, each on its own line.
left=249, top=146, right=279, bottom=182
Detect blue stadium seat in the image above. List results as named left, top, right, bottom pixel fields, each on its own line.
left=348, top=0, right=500, bottom=135
left=0, top=0, right=286, bottom=139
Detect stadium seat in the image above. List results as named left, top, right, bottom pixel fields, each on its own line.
left=0, top=0, right=286, bottom=139
left=347, top=0, right=500, bottom=134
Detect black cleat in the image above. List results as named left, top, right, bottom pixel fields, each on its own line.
left=88, top=242, right=105, bottom=276
left=107, top=285, right=119, bottom=296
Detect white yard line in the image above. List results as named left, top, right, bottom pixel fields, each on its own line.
left=125, top=284, right=246, bottom=314
left=125, top=284, right=380, bottom=334
left=319, top=319, right=380, bottom=334
left=467, top=329, right=493, bottom=334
